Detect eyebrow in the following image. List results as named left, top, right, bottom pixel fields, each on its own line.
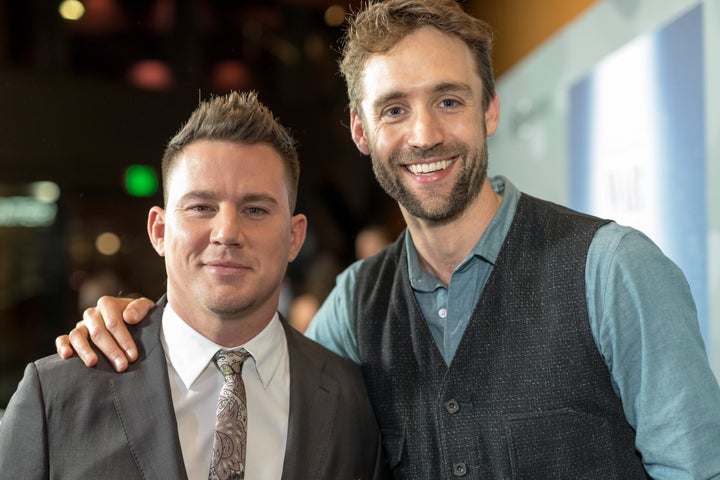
left=371, top=81, right=474, bottom=112
left=178, top=190, right=280, bottom=206
left=434, top=82, right=474, bottom=97
left=179, top=190, right=215, bottom=202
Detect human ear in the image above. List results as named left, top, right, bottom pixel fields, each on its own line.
left=485, top=94, right=500, bottom=137
left=147, top=206, right=167, bottom=256
left=287, top=213, right=307, bottom=262
left=350, top=110, right=371, bottom=155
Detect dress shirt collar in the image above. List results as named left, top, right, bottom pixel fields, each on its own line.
left=161, top=303, right=285, bottom=390
left=405, top=175, right=520, bottom=292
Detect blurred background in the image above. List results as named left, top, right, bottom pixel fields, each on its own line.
left=1, top=0, right=718, bottom=409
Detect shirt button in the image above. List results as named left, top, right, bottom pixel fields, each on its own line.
left=452, top=462, right=467, bottom=476
left=438, top=308, right=447, bottom=318
left=445, top=399, right=460, bottom=414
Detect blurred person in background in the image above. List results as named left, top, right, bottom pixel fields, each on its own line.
left=354, top=224, right=392, bottom=260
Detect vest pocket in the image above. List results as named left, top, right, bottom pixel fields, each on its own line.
left=505, top=408, right=616, bottom=479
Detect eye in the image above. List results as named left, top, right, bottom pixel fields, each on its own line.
left=383, top=105, right=405, bottom=118
left=439, top=98, right=460, bottom=109
left=183, top=203, right=217, bottom=217
left=188, top=204, right=212, bottom=212
left=245, top=206, right=269, bottom=217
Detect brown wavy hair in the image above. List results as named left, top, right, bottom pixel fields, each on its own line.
left=339, top=0, right=495, bottom=115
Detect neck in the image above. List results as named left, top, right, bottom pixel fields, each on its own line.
left=403, top=176, right=501, bottom=286
left=168, top=298, right=277, bottom=347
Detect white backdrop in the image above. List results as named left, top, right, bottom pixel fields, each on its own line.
left=488, top=0, right=720, bottom=380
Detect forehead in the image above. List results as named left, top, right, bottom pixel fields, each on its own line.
left=360, top=27, right=481, bottom=106
left=167, top=140, right=288, bottom=197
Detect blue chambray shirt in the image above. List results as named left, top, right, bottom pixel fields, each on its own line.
left=306, top=176, right=720, bottom=479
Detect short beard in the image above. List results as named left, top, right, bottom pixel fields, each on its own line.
left=370, top=142, right=488, bottom=223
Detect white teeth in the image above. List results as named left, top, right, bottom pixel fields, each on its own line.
left=407, top=159, right=452, bottom=174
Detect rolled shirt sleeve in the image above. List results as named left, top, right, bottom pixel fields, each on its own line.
left=305, top=260, right=363, bottom=365
left=587, top=223, right=720, bottom=479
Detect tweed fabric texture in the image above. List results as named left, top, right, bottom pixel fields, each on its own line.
left=355, top=194, right=649, bottom=479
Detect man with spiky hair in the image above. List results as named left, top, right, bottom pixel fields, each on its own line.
left=1, top=92, right=388, bottom=480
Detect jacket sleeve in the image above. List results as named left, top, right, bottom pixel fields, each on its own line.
left=0, top=362, right=50, bottom=479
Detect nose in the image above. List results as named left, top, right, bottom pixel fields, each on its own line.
left=210, top=207, right=244, bottom=247
left=407, top=108, right=444, bottom=150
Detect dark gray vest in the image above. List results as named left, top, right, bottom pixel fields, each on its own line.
left=355, top=194, right=648, bottom=479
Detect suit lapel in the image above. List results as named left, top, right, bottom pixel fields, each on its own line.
left=111, top=301, right=189, bottom=480
left=281, top=321, right=338, bottom=479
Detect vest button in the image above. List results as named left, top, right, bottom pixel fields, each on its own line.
left=452, top=462, right=467, bottom=476
left=445, top=399, right=460, bottom=414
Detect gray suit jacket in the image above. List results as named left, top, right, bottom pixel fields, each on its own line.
left=0, top=299, right=388, bottom=479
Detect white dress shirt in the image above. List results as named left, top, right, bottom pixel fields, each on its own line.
left=160, top=304, right=290, bottom=480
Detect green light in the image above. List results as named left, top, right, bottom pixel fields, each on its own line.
left=124, top=165, right=158, bottom=197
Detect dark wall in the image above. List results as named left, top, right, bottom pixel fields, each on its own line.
left=0, top=32, right=400, bottom=410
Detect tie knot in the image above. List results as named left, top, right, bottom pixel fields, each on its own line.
left=213, top=349, right=251, bottom=378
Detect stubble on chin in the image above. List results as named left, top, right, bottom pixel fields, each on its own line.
left=370, top=143, right=488, bottom=223
left=194, top=284, right=256, bottom=318
left=205, top=298, right=255, bottom=317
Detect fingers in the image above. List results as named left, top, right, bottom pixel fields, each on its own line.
left=55, top=334, right=74, bottom=359
left=84, top=295, right=143, bottom=370
left=80, top=307, right=126, bottom=371
left=122, top=297, right=156, bottom=325
left=55, top=295, right=152, bottom=372
left=55, top=323, right=99, bottom=367
left=66, top=322, right=99, bottom=367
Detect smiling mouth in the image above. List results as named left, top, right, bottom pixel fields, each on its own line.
left=405, top=158, right=455, bottom=174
